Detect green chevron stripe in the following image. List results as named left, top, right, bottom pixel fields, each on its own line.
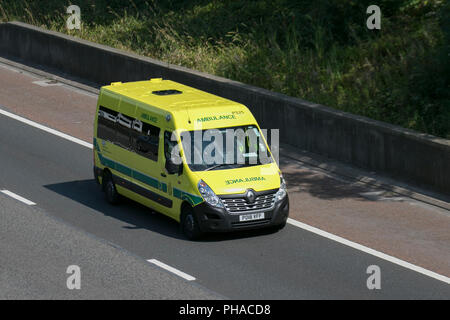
left=95, top=140, right=202, bottom=205
left=173, top=187, right=203, bottom=206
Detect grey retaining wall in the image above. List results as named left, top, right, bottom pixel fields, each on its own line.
left=0, top=21, right=449, bottom=194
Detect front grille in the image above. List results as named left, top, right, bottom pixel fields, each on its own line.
left=220, top=192, right=276, bottom=213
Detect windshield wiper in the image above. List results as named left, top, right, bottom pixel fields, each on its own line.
left=203, top=161, right=264, bottom=171
left=204, top=163, right=229, bottom=171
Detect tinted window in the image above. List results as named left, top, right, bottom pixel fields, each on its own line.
left=115, top=112, right=133, bottom=149
left=97, top=106, right=117, bottom=143
left=132, top=121, right=160, bottom=161
left=97, top=105, right=160, bottom=161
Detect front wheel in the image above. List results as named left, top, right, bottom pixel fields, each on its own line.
left=181, top=208, right=203, bottom=240
left=276, top=220, right=287, bottom=231
left=270, top=220, right=287, bottom=233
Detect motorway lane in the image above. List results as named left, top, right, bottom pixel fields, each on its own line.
left=0, top=192, right=221, bottom=299
left=1, top=114, right=449, bottom=299
left=1, top=60, right=449, bottom=276
left=2, top=59, right=450, bottom=280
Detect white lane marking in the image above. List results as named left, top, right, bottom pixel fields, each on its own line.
left=287, top=218, right=450, bottom=285
left=1, top=107, right=448, bottom=285
left=1, top=190, right=36, bottom=205
left=147, top=259, right=196, bottom=281
left=0, top=108, right=93, bottom=149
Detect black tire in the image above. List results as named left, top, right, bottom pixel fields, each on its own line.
left=181, top=208, right=203, bottom=240
left=270, top=220, right=287, bottom=233
left=94, top=167, right=102, bottom=188
left=103, top=171, right=120, bottom=205
left=277, top=220, right=287, bottom=231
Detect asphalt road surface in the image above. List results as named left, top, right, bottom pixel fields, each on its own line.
left=0, top=58, right=449, bottom=299
left=0, top=114, right=449, bottom=299
left=0, top=189, right=221, bottom=299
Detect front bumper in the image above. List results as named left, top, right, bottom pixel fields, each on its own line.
left=193, top=195, right=289, bottom=233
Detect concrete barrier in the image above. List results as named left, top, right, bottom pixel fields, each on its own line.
left=0, top=21, right=449, bottom=195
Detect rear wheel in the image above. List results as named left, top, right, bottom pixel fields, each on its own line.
left=181, top=208, right=203, bottom=240
left=103, top=171, right=120, bottom=205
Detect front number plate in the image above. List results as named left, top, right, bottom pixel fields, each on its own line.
left=239, top=212, right=264, bottom=222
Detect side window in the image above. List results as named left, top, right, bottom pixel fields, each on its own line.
left=115, top=112, right=133, bottom=149
left=132, top=121, right=160, bottom=161
left=164, top=131, right=177, bottom=161
left=97, top=106, right=117, bottom=143
left=98, top=105, right=160, bottom=161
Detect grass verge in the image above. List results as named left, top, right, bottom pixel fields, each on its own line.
left=1, top=0, right=448, bottom=138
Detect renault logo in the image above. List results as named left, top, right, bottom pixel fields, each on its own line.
left=245, top=190, right=256, bottom=204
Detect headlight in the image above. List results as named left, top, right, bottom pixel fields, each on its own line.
left=198, top=180, right=224, bottom=208
left=275, top=173, right=287, bottom=201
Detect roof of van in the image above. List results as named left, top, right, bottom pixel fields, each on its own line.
left=100, top=78, right=257, bottom=130
left=101, top=78, right=241, bottom=112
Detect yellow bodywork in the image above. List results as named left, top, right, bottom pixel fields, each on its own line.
left=93, top=78, right=281, bottom=222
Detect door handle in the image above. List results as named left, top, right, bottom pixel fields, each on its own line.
left=161, top=172, right=167, bottom=177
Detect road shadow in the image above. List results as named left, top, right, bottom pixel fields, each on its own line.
left=44, top=179, right=280, bottom=242
left=279, top=156, right=372, bottom=201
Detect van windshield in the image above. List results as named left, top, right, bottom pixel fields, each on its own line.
left=179, top=125, right=273, bottom=172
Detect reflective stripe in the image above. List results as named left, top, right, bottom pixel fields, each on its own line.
left=94, top=138, right=202, bottom=206
left=113, top=174, right=172, bottom=208
left=173, top=187, right=203, bottom=206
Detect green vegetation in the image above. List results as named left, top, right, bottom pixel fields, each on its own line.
left=1, top=0, right=448, bottom=138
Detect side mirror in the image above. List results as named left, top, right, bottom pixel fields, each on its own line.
left=166, top=157, right=183, bottom=175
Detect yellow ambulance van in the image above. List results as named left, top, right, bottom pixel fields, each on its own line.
left=93, top=78, right=289, bottom=239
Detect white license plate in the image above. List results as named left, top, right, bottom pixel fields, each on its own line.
left=239, top=212, right=264, bottom=222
